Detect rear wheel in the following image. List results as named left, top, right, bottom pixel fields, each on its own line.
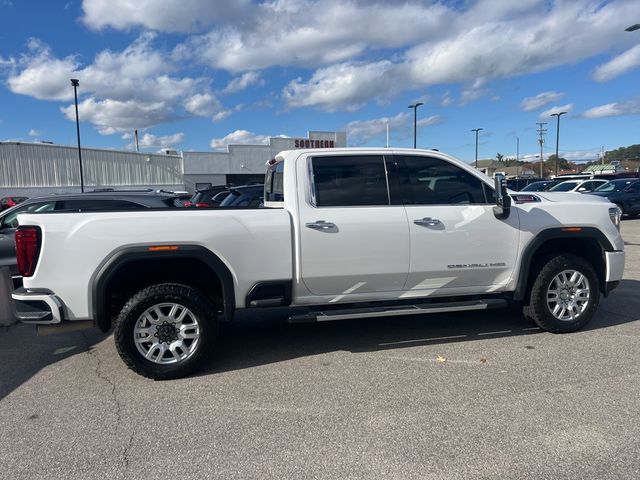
left=524, top=254, right=599, bottom=333
left=114, top=283, right=218, bottom=380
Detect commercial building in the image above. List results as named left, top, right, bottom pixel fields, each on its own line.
left=0, top=131, right=346, bottom=197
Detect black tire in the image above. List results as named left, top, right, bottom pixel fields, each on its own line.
left=114, top=283, right=218, bottom=380
left=523, top=254, right=599, bottom=333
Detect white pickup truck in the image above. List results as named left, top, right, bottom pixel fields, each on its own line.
left=12, top=148, right=625, bottom=379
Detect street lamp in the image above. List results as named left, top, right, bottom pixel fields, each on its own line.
left=625, top=24, right=640, bottom=32
left=550, top=111, right=567, bottom=177
left=408, top=102, right=424, bottom=148
left=70, top=78, right=84, bottom=193
left=471, top=128, right=483, bottom=169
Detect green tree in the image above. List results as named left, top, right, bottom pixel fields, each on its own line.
left=545, top=154, right=572, bottom=171
left=604, top=144, right=640, bottom=162
left=496, top=152, right=505, bottom=162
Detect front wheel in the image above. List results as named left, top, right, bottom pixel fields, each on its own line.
left=114, top=283, right=218, bottom=380
left=524, top=254, right=599, bottom=333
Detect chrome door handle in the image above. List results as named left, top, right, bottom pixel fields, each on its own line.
left=414, top=217, right=441, bottom=227
left=306, top=220, right=336, bottom=230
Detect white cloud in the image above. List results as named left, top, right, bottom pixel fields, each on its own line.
left=283, top=60, right=406, bottom=111
left=212, top=110, right=232, bottom=122
left=209, top=129, right=287, bottom=149
left=6, top=34, right=224, bottom=135
left=6, top=38, right=79, bottom=101
left=28, top=129, right=41, bottom=137
left=440, top=91, right=452, bottom=107
left=539, top=104, right=573, bottom=119
left=175, top=1, right=453, bottom=72
left=184, top=93, right=221, bottom=117
left=279, top=0, right=640, bottom=111
left=136, top=132, right=184, bottom=148
left=60, top=98, right=179, bottom=134
left=345, top=112, right=443, bottom=145
left=222, top=72, right=262, bottom=94
left=593, top=44, right=640, bottom=82
left=582, top=99, right=640, bottom=118
left=81, top=0, right=252, bottom=33
left=521, top=91, right=565, bottom=111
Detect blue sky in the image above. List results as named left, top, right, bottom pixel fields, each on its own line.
left=1, top=0, right=639, bottom=163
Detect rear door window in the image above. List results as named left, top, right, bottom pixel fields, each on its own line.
left=310, top=155, right=389, bottom=207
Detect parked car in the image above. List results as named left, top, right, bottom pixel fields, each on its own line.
left=0, top=196, right=28, bottom=211
left=186, top=185, right=232, bottom=207
left=11, top=148, right=624, bottom=380
left=219, top=185, right=264, bottom=207
left=548, top=179, right=608, bottom=193
left=0, top=191, right=184, bottom=285
left=505, top=178, right=543, bottom=191
left=589, top=179, right=640, bottom=217
left=520, top=180, right=562, bottom=192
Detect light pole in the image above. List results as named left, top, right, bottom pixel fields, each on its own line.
left=625, top=24, right=640, bottom=32
left=550, top=111, right=567, bottom=177
left=471, top=128, right=483, bottom=169
left=70, top=78, right=84, bottom=193
left=408, top=102, right=424, bottom=148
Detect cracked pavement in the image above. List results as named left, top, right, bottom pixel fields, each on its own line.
left=1, top=220, right=640, bottom=479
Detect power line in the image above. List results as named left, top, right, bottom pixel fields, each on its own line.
left=536, top=122, right=547, bottom=177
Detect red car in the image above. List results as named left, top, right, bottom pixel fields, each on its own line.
left=0, top=196, right=28, bottom=211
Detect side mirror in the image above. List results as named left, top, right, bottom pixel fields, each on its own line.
left=577, top=187, right=587, bottom=192
left=493, top=174, right=511, bottom=220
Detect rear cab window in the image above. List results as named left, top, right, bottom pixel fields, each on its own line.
left=309, top=155, right=389, bottom=207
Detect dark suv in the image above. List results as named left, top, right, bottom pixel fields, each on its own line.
left=589, top=179, right=640, bottom=217
left=0, top=192, right=183, bottom=284
left=219, top=185, right=264, bottom=207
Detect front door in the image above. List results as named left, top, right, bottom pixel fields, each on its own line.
left=297, top=154, right=409, bottom=296
left=391, top=154, right=520, bottom=295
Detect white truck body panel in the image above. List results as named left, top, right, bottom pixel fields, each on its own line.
left=19, top=209, right=293, bottom=319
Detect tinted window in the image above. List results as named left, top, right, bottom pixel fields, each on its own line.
left=2, top=201, right=56, bottom=228
left=58, top=199, right=141, bottom=211
left=628, top=182, right=640, bottom=193
left=394, top=155, right=488, bottom=205
left=265, top=162, right=284, bottom=202
left=550, top=181, right=579, bottom=192
left=311, top=155, right=388, bottom=207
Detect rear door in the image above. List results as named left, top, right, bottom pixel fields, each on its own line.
left=297, top=153, right=409, bottom=296
left=390, top=154, right=520, bottom=294
left=625, top=182, right=640, bottom=214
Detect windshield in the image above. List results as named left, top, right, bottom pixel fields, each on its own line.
left=549, top=181, right=579, bottom=192
left=522, top=182, right=546, bottom=192
left=593, top=181, right=630, bottom=193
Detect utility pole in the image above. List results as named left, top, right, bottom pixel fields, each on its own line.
left=536, top=122, right=547, bottom=178
left=471, top=128, right=483, bottom=169
left=550, top=111, right=567, bottom=177
left=516, top=136, right=519, bottom=163
left=70, top=79, right=84, bottom=193
left=408, top=102, right=424, bottom=148
left=134, top=129, right=140, bottom=153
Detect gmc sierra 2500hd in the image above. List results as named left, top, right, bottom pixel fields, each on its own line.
left=12, top=148, right=625, bottom=379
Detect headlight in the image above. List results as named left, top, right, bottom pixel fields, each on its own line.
left=609, top=207, right=622, bottom=230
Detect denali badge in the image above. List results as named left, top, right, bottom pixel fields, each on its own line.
left=447, top=262, right=507, bottom=269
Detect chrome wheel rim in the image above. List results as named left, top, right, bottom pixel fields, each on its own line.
left=547, top=269, right=590, bottom=321
left=133, top=303, right=201, bottom=364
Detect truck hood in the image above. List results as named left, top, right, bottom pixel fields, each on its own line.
left=533, top=192, right=611, bottom=204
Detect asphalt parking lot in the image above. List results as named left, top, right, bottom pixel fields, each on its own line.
left=1, top=220, right=640, bottom=480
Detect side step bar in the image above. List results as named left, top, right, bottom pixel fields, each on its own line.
left=288, top=299, right=507, bottom=324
